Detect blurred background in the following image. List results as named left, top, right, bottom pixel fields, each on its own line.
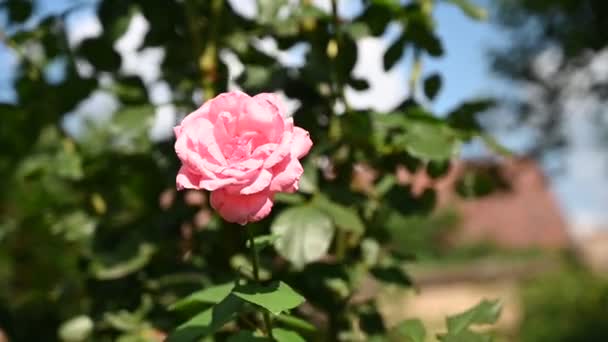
left=1, top=0, right=608, bottom=341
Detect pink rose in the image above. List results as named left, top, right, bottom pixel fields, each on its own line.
left=174, top=91, right=313, bottom=225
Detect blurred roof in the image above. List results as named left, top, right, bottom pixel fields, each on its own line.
left=403, top=157, right=572, bottom=249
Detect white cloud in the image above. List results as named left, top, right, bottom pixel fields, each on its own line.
left=149, top=81, right=172, bottom=105
left=149, top=105, right=177, bottom=142
left=114, top=13, right=165, bottom=84
left=65, top=9, right=102, bottom=47
left=345, top=26, right=408, bottom=111
left=227, top=0, right=257, bottom=19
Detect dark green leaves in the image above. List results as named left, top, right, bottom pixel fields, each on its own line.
left=271, top=206, right=334, bottom=269
left=438, top=299, right=502, bottom=342
left=167, top=295, right=244, bottom=342
left=400, top=121, right=460, bottom=161
left=372, top=111, right=462, bottom=161
left=5, top=0, right=32, bottom=22
left=169, top=281, right=305, bottom=341
left=233, top=281, right=305, bottom=315
left=423, top=73, right=442, bottom=100
left=369, top=265, right=412, bottom=287
left=170, top=282, right=235, bottom=311
left=384, top=36, right=407, bottom=71
left=77, top=37, right=122, bottom=72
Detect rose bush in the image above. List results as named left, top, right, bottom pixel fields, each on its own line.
left=174, top=91, right=312, bottom=224
left=0, top=0, right=506, bottom=340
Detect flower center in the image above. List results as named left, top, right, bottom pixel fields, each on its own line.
left=224, top=133, right=254, bottom=162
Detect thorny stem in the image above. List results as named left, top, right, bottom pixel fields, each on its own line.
left=247, top=229, right=274, bottom=339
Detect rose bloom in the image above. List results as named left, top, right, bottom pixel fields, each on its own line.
left=174, top=91, right=312, bottom=225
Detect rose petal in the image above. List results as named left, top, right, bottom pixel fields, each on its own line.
left=208, top=91, right=250, bottom=123
left=176, top=117, right=227, bottom=166
left=176, top=166, right=202, bottom=190
left=174, top=102, right=211, bottom=137
left=269, top=157, right=303, bottom=193
left=263, top=129, right=293, bottom=168
left=238, top=95, right=285, bottom=143
left=210, top=189, right=274, bottom=225
left=291, top=126, right=312, bottom=159
left=240, top=169, right=273, bottom=195
left=253, top=93, right=286, bottom=117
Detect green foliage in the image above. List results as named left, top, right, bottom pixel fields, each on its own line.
left=518, top=268, right=608, bottom=341
left=232, top=281, right=305, bottom=316
left=271, top=206, right=334, bottom=269
left=438, top=299, right=502, bottom=342
left=168, top=295, right=245, bottom=341
left=388, top=319, right=426, bottom=342
left=0, top=0, right=504, bottom=341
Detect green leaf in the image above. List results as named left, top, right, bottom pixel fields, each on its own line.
left=275, top=314, right=316, bottom=333
left=312, top=195, right=365, bottom=235
left=423, top=73, right=442, bottom=100
left=77, top=37, right=122, bottom=71
left=274, top=193, right=306, bottom=205
left=271, top=206, right=334, bottom=269
left=91, top=243, right=156, bottom=280
left=383, top=35, right=407, bottom=71
left=446, top=299, right=502, bottom=334
left=370, top=266, right=412, bottom=287
left=51, top=211, right=97, bottom=243
left=7, top=0, right=32, bottom=22
left=246, top=234, right=282, bottom=252
left=166, top=295, right=244, bottom=342
left=233, top=281, right=305, bottom=315
left=344, top=22, right=371, bottom=39
left=440, top=329, right=493, bottom=342
left=272, top=328, right=306, bottom=342
left=481, top=133, right=512, bottom=157
left=58, top=315, right=94, bottom=342
left=389, top=319, right=426, bottom=342
left=170, top=282, right=235, bottom=311
left=298, top=159, right=318, bottom=194
left=446, top=99, right=494, bottom=133
left=446, top=0, right=487, bottom=20
left=398, top=118, right=461, bottom=161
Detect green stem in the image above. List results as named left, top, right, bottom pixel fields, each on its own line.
left=408, top=49, right=422, bottom=96
left=329, top=0, right=351, bottom=113
left=247, top=229, right=274, bottom=339
left=335, top=229, right=347, bottom=261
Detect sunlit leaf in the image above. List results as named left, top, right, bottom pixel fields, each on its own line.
left=272, top=328, right=306, bottom=342
left=271, top=206, right=334, bottom=269
left=170, top=282, right=235, bottom=311
left=166, top=295, right=244, bottom=342
left=91, top=243, right=156, bottom=280
left=233, top=281, right=305, bottom=315
left=312, top=195, right=365, bottom=235
left=389, top=319, right=426, bottom=342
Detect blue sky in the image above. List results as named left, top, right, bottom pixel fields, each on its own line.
left=1, top=0, right=607, bottom=231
